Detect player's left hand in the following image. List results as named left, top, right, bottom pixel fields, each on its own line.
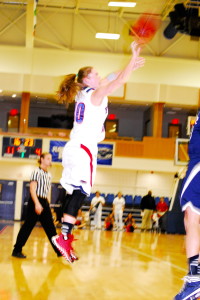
left=131, top=41, right=141, bottom=57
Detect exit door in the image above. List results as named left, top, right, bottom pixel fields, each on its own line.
left=168, top=124, right=182, bottom=138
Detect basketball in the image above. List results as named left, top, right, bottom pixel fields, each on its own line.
left=130, top=14, right=161, bottom=45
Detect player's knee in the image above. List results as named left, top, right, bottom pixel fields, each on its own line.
left=184, top=210, right=200, bottom=232
left=63, top=190, right=86, bottom=217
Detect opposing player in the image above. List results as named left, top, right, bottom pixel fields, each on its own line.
left=174, top=112, right=200, bottom=300
left=52, top=41, right=145, bottom=263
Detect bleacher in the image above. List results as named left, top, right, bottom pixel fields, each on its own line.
left=82, top=193, right=171, bottom=228
left=50, top=186, right=171, bottom=228
left=81, top=205, right=142, bottom=227
left=84, top=193, right=170, bottom=208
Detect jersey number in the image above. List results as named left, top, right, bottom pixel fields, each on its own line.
left=75, top=103, right=85, bottom=124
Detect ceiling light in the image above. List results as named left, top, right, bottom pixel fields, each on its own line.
left=12, top=94, right=17, bottom=98
left=108, top=1, right=136, bottom=8
left=95, top=33, right=120, bottom=39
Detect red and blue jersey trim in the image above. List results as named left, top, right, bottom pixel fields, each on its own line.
left=80, top=144, right=93, bottom=187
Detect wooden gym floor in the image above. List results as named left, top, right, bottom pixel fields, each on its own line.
left=0, top=222, right=187, bottom=300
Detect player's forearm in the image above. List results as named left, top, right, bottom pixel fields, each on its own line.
left=94, top=55, right=138, bottom=100
left=114, top=56, right=136, bottom=86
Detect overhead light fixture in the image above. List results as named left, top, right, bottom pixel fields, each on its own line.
left=95, top=33, right=120, bottom=39
left=108, top=1, right=136, bottom=7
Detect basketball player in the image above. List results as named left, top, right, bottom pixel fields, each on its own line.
left=12, top=153, right=61, bottom=258
left=52, top=41, right=145, bottom=263
left=174, top=113, right=200, bottom=300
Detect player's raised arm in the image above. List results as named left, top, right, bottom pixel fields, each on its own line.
left=91, top=42, right=145, bottom=106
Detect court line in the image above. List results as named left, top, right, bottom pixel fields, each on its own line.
left=100, top=234, right=187, bottom=273
left=0, top=225, right=8, bottom=235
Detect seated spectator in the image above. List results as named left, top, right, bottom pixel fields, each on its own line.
left=124, top=213, right=137, bottom=232
left=75, top=209, right=86, bottom=229
left=156, top=197, right=169, bottom=233
left=156, top=197, right=169, bottom=216
left=104, top=213, right=114, bottom=231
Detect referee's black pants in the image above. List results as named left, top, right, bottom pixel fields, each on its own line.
left=13, top=197, right=60, bottom=256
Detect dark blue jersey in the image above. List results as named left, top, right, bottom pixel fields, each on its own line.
left=180, top=112, right=200, bottom=211
left=186, top=113, right=200, bottom=174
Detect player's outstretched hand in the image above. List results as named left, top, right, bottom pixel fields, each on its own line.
left=130, top=41, right=145, bottom=70
left=133, top=56, right=145, bottom=70
left=131, top=41, right=141, bottom=57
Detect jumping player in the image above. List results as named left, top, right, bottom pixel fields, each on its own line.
left=174, top=112, right=200, bottom=299
left=52, top=41, right=145, bottom=263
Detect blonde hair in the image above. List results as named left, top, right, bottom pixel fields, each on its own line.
left=57, top=66, right=93, bottom=105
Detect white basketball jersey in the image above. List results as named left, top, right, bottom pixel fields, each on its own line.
left=70, top=87, right=108, bottom=149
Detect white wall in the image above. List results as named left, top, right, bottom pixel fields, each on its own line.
left=0, top=158, right=179, bottom=198
left=93, top=168, right=175, bottom=198
left=0, top=45, right=199, bottom=106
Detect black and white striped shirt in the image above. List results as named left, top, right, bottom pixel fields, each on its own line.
left=30, top=167, right=51, bottom=198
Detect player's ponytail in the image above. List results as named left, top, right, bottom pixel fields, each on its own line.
left=56, top=66, right=93, bottom=106
left=57, top=74, right=80, bottom=105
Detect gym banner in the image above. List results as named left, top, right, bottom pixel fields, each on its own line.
left=97, top=143, right=113, bottom=165
left=49, top=140, right=113, bottom=165
left=49, top=140, right=66, bottom=162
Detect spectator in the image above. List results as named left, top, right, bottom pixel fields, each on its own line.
left=156, top=197, right=169, bottom=233
left=90, top=191, right=105, bottom=229
left=140, top=190, right=156, bottom=231
left=104, top=212, right=114, bottom=231
left=113, top=192, right=125, bottom=230
left=156, top=197, right=169, bottom=214
left=124, top=213, right=137, bottom=232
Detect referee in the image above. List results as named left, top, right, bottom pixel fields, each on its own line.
left=12, top=152, right=61, bottom=258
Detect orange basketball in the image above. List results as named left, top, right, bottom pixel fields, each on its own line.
left=130, top=14, right=161, bottom=45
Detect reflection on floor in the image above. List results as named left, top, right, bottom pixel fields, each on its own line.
left=0, top=222, right=187, bottom=300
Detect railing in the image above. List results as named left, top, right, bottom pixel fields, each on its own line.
left=112, top=137, right=176, bottom=160
left=0, top=130, right=176, bottom=160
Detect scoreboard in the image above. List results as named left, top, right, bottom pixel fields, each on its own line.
left=2, top=137, right=42, bottom=159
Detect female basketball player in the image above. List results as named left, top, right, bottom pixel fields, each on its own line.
left=52, top=41, right=145, bottom=263
left=174, top=113, right=200, bottom=300
left=12, top=153, right=61, bottom=258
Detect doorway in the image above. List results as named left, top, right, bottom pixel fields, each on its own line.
left=168, top=124, right=182, bottom=138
